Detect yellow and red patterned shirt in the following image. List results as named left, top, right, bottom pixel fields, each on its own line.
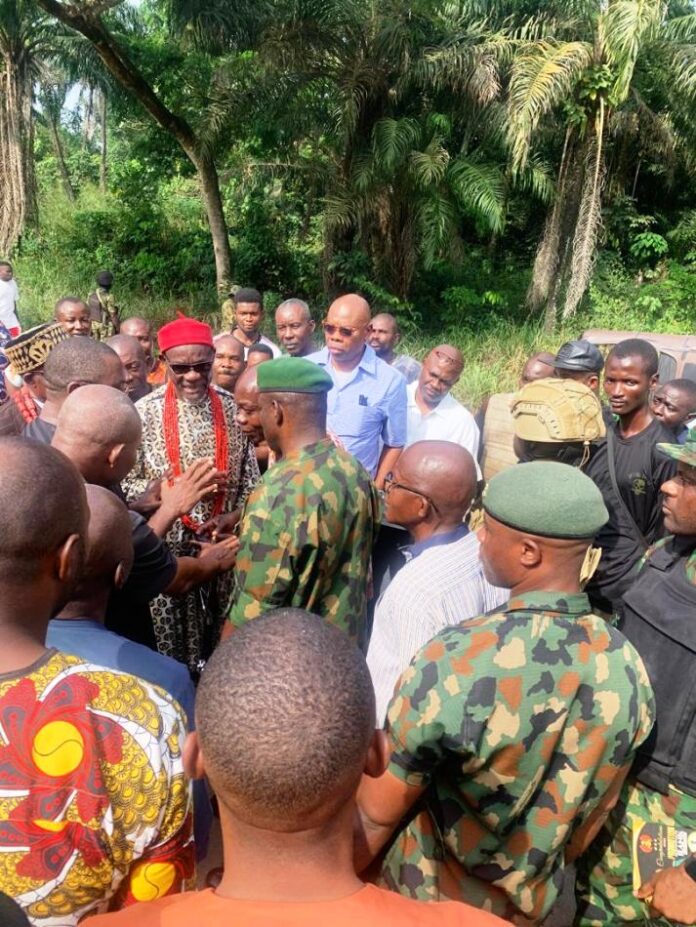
left=0, top=650, right=194, bottom=925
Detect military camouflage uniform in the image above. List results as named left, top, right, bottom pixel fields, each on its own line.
left=576, top=528, right=696, bottom=926
left=228, top=438, right=380, bottom=645
left=87, top=287, right=120, bottom=340
left=379, top=591, right=655, bottom=925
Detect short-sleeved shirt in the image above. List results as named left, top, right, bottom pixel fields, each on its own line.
left=406, top=382, right=480, bottom=463
left=228, top=438, right=380, bottom=644
left=380, top=591, right=655, bottom=923
left=0, top=278, right=20, bottom=331
left=87, top=883, right=509, bottom=927
left=393, top=354, right=421, bottom=384
left=0, top=650, right=194, bottom=925
left=307, top=345, right=407, bottom=477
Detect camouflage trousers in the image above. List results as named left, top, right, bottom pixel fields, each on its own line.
left=575, top=776, right=696, bottom=926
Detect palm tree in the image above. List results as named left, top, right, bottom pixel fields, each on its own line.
left=507, top=0, right=696, bottom=326
left=0, top=0, right=54, bottom=253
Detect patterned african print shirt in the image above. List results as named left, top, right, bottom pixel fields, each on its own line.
left=0, top=650, right=194, bottom=926
left=380, top=591, right=655, bottom=924
left=228, top=438, right=380, bottom=644
left=122, top=385, right=259, bottom=675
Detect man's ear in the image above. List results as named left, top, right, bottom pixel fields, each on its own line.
left=113, top=562, right=128, bottom=591
left=364, top=729, right=389, bottom=779
left=650, top=373, right=659, bottom=390
left=308, top=319, right=316, bottom=333
left=66, top=380, right=85, bottom=395
left=588, top=374, right=599, bottom=392
left=183, top=731, right=206, bottom=781
left=107, top=444, right=126, bottom=469
left=56, top=534, right=84, bottom=585
left=271, top=399, right=284, bottom=427
left=520, top=536, right=542, bottom=568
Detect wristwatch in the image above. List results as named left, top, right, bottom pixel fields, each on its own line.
left=684, top=855, right=696, bottom=883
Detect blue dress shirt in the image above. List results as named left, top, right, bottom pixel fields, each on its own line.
left=307, top=344, right=407, bottom=477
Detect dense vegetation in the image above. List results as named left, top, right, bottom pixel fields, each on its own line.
left=2, top=0, right=695, bottom=402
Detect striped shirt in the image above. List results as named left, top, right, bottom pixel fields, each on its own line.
left=367, top=526, right=507, bottom=724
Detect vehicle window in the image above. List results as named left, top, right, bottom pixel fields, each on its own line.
left=658, top=353, right=677, bottom=382
left=682, top=362, right=696, bottom=384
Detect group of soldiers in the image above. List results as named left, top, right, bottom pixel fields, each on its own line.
left=0, top=280, right=694, bottom=927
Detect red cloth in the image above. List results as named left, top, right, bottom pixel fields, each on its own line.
left=158, top=313, right=213, bottom=354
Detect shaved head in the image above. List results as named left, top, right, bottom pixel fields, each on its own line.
left=55, top=385, right=141, bottom=449
left=417, top=345, right=464, bottom=408
left=371, top=313, right=398, bottom=333
left=521, top=352, right=556, bottom=386
left=324, top=294, right=371, bottom=366
left=44, top=338, right=125, bottom=396
left=384, top=440, right=477, bottom=530
left=427, top=344, right=464, bottom=374
left=120, top=317, right=151, bottom=336
left=327, top=294, right=371, bottom=328
left=0, top=438, right=87, bottom=582
left=79, top=485, right=134, bottom=590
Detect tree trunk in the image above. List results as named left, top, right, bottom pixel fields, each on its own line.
left=49, top=115, right=76, bottom=202
left=0, top=58, right=29, bottom=253
left=35, top=0, right=233, bottom=291
left=99, top=90, right=107, bottom=193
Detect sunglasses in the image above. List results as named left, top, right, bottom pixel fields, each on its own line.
left=322, top=322, right=364, bottom=338
left=383, top=472, right=440, bottom=514
left=167, top=361, right=213, bottom=376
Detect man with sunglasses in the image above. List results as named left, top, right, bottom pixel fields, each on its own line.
left=367, top=441, right=506, bottom=724
left=307, top=294, right=407, bottom=489
left=576, top=428, right=696, bottom=926
left=122, top=314, right=260, bottom=677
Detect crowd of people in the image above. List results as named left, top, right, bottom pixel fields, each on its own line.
left=0, top=260, right=696, bottom=926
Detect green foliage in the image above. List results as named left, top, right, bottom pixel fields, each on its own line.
left=629, top=231, right=669, bottom=263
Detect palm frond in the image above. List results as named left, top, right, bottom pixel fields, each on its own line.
left=448, top=157, right=505, bottom=233
left=371, top=117, right=421, bottom=171
left=601, top=0, right=662, bottom=103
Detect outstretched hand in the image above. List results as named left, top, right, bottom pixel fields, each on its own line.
left=195, top=536, right=240, bottom=573
left=160, top=458, right=227, bottom=519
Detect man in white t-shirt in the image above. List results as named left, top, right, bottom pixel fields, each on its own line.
left=0, top=262, right=20, bottom=335
left=406, top=344, right=480, bottom=462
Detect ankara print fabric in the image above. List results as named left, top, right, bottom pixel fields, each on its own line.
left=122, top=385, right=259, bottom=674
left=0, top=651, right=194, bottom=926
left=380, top=591, right=655, bottom=925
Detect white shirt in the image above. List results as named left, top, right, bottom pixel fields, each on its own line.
left=406, top=380, right=481, bottom=465
left=0, top=278, right=20, bottom=330
left=367, top=527, right=507, bottom=724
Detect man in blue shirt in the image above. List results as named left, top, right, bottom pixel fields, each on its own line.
left=307, top=294, right=407, bottom=488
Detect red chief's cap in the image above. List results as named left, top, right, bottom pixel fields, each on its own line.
left=158, top=312, right=214, bottom=354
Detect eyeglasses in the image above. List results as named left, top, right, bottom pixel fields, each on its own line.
left=383, top=472, right=440, bottom=514
left=167, top=361, right=213, bottom=376
left=322, top=322, right=363, bottom=338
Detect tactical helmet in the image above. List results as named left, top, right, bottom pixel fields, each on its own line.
left=511, top=378, right=606, bottom=444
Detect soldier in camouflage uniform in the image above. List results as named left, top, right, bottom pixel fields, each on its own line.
left=576, top=428, right=696, bottom=926
left=357, top=461, right=655, bottom=926
left=87, top=270, right=120, bottom=340
left=227, top=357, right=381, bottom=646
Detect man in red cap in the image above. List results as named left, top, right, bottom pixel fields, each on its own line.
left=122, top=313, right=260, bottom=677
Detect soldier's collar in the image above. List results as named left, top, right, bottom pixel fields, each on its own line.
left=505, top=590, right=592, bottom=616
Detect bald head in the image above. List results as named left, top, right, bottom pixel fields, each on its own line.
left=367, top=313, right=400, bottom=359
left=105, top=334, right=149, bottom=400
left=324, top=294, right=371, bottom=367
left=120, top=317, right=154, bottom=359
left=0, top=438, right=87, bottom=583
left=327, top=294, right=371, bottom=327
left=275, top=300, right=315, bottom=356
left=520, top=351, right=556, bottom=386
left=53, top=386, right=142, bottom=485
left=384, top=441, right=476, bottom=533
left=78, top=485, right=134, bottom=591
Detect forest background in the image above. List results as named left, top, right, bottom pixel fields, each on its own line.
left=2, top=0, right=695, bottom=404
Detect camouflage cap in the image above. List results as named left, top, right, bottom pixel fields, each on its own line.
left=657, top=427, right=696, bottom=468
left=483, top=460, right=609, bottom=539
left=3, top=322, right=70, bottom=376
left=257, top=356, right=333, bottom=393
left=511, top=378, right=606, bottom=443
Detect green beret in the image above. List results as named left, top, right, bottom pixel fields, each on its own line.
left=256, top=356, right=333, bottom=394
left=483, top=461, right=608, bottom=539
left=657, top=427, right=696, bottom=469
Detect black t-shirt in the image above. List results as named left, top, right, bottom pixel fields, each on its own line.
left=105, top=511, right=177, bottom=649
left=585, top=417, right=677, bottom=609
left=22, top=417, right=56, bottom=444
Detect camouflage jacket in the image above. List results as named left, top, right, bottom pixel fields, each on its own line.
left=87, top=288, right=120, bottom=340
left=380, top=590, right=655, bottom=924
left=228, top=438, right=381, bottom=643
left=639, top=534, right=696, bottom=586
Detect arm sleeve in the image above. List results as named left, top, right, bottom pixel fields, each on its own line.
left=121, top=406, right=152, bottom=501
left=380, top=374, right=408, bottom=448
left=111, top=697, right=195, bottom=908
left=237, top=439, right=261, bottom=508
